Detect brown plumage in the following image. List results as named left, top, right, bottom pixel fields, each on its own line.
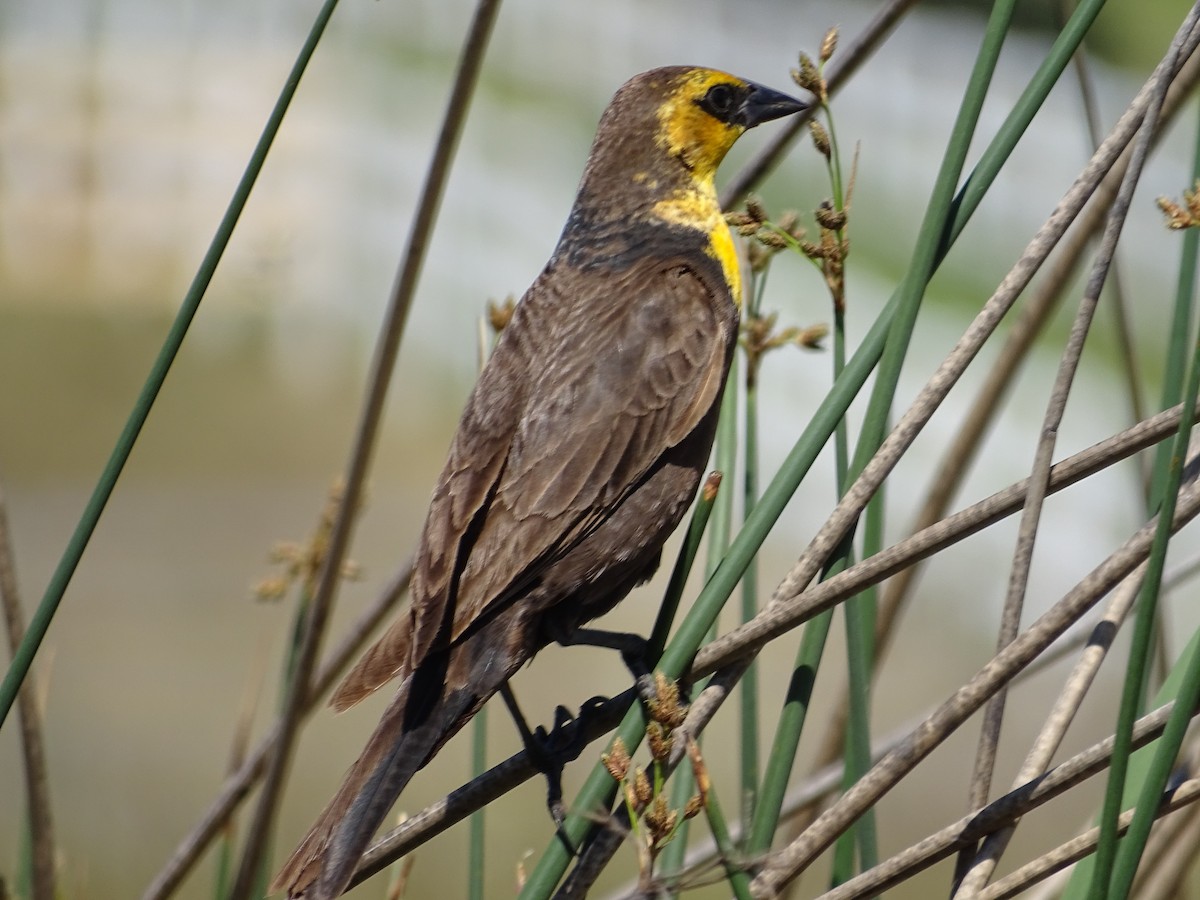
left=272, top=66, right=805, bottom=899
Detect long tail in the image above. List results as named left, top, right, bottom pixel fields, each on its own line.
left=270, top=671, right=478, bottom=899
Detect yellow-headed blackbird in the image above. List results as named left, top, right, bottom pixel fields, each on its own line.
left=272, top=66, right=805, bottom=899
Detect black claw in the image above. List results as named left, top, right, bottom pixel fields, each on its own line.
left=552, top=704, right=574, bottom=735
left=580, top=695, right=609, bottom=716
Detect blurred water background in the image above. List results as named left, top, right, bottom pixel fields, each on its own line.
left=2, top=0, right=1199, bottom=896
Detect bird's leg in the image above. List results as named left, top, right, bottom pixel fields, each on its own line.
left=499, top=683, right=604, bottom=829
left=557, top=627, right=660, bottom=705
left=499, top=683, right=564, bottom=821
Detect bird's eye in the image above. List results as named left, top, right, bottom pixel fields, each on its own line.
left=703, top=84, right=736, bottom=116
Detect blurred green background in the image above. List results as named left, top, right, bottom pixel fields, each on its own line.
left=2, top=0, right=1199, bottom=896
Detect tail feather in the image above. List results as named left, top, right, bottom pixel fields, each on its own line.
left=270, top=675, right=476, bottom=899
left=328, top=616, right=413, bottom=713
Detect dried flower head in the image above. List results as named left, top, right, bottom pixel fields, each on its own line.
left=633, top=767, right=653, bottom=806
left=795, top=323, right=830, bottom=350
left=1157, top=180, right=1200, bottom=229
left=809, top=120, right=831, bottom=160
left=644, top=794, right=674, bottom=837
left=1159, top=197, right=1191, bottom=229
left=602, top=737, right=632, bottom=782
left=254, top=575, right=290, bottom=603
left=820, top=228, right=840, bottom=261
left=820, top=26, right=839, bottom=63
left=755, top=229, right=790, bottom=251
left=255, top=480, right=362, bottom=601
left=647, top=672, right=687, bottom=728
left=647, top=721, right=674, bottom=761
left=815, top=201, right=847, bottom=232
left=792, top=52, right=822, bottom=96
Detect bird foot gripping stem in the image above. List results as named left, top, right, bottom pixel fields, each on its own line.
left=500, top=686, right=612, bottom=826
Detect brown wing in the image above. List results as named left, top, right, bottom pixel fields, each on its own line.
left=329, top=325, right=531, bottom=711
left=331, top=257, right=733, bottom=710
left=448, top=261, right=732, bottom=638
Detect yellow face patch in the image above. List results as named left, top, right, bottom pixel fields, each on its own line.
left=648, top=69, right=749, bottom=304
left=655, top=69, right=747, bottom=182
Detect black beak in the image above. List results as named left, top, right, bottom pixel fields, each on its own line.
left=739, top=82, right=808, bottom=128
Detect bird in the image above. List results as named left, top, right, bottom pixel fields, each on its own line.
left=271, top=65, right=806, bottom=899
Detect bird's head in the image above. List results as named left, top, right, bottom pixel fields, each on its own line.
left=573, top=66, right=807, bottom=217
left=650, top=67, right=808, bottom=182
left=560, top=66, right=806, bottom=285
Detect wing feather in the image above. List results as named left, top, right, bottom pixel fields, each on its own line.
left=450, top=260, right=732, bottom=641
left=329, top=325, right=531, bottom=711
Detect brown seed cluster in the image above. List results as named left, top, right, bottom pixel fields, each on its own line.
left=1158, top=181, right=1200, bottom=230
left=727, top=32, right=853, bottom=322
left=809, top=120, right=831, bottom=161
left=791, top=25, right=837, bottom=105
left=727, top=191, right=832, bottom=383
left=601, top=672, right=706, bottom=886
left=727, top=199, right=806, bottom=275
left=741, top=311, right=830, bottom=385
left=254, top=479, right=362, bottom=602
left=819, top=27, right=838, bottom=64
left=792, top=53, right=824, bottom=105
